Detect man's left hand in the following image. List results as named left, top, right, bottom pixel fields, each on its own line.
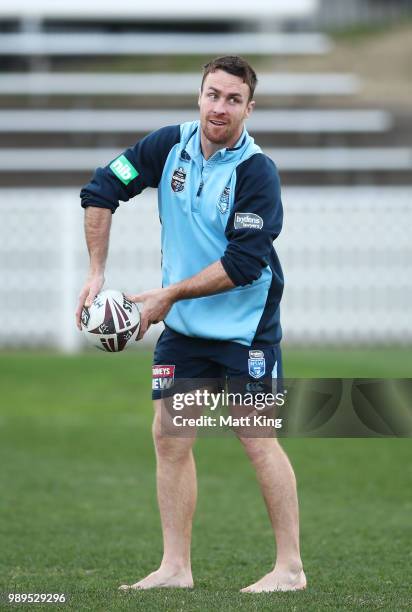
left=126, top=287, right=175, bottom=340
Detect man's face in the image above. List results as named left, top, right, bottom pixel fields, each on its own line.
left=198, top=69, right=255, bottom=147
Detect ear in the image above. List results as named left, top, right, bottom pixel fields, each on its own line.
left=244, top=99, right=255, bottom=119
left=198, top=87, right=202, bottom=107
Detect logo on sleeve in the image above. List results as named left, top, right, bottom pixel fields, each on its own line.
left=248, top=350, right=266, bottom=379
left=217, top=186, right=230, bottom=214
left=234, top=212, right=263, bottom=230
left=171, top=167, right=187, bottom=192
left=109, top=155, right=139, bottom=185
left=152, top=365, right=176, bottom=390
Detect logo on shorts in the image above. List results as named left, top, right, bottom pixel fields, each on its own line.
left=152, top=365, right=176, bottom=390
left=234, top=212, right=263, bottom=230
left=171, top=167, right=187, bottom=192
left=246, top=381, right=265, bottom=392
left=248, top=350, right=266, bottom=379
left=217, top=186, right=230, bottom=214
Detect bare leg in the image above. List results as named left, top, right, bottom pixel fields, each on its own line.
left=119, top=399, right=196, bottom=590
left=239, top=436, right=306, bottom=592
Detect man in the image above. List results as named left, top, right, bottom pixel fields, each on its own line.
left=76, top=56, right=306, bottom=593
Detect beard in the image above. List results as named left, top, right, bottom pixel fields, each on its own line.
left=201, top=118, right=234, bottom=145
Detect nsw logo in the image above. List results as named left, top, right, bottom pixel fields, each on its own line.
left=217, top=186, right=230, bottom=214
left=248, top=349, right=266, bottom=379
left=109, top=154, right=139, bottom=185
left=171, top=167, right=187, bottom=192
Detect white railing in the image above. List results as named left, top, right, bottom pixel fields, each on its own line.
left=0, top=32, right=331, bottom=56
left=1, top=148, right=411, bottom=173
left=0, top=73, right=360, bottom=97
left=0, top=0, right=319, bottom=21
left=0, top=186, right=411, bottom=350
left=0, top=109, right=392, bottom=134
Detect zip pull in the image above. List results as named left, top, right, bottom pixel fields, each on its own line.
left=197, top=181, right=204, bottom=197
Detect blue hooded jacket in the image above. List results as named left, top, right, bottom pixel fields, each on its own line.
left=80, top=120, right=284, bottom=346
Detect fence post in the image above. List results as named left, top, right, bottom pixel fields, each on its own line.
left=59, top=192, right=80, bottom=353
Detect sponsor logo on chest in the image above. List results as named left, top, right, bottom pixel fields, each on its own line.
left=217, top=186, right=230, bottom=214
left=171, top=167, right=187, bottom=192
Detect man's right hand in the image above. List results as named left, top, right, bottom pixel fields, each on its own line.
left=75, top=274, right=105, bottom=330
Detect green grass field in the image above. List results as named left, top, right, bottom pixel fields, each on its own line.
left=1, top=349, right=411, bottom=611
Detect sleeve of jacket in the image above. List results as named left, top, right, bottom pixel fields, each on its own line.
left=80, top=124, right=181, bottom=213
left=220, top=153, right=283, bottom=287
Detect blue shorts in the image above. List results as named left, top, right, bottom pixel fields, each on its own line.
left=152, top=326, right=283, bottom=400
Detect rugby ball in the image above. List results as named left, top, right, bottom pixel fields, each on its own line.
left=81, top=289, right=140, bottom=352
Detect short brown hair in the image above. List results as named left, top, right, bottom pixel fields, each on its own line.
left=201, top=56, right=258, bottom=101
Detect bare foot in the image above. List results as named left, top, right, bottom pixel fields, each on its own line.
left=119, top=567, right=194, bottom=591
left=241, top=566, right=307, bottom=593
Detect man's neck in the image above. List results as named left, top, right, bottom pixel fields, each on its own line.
left=200, top=127, right=243, bottom=160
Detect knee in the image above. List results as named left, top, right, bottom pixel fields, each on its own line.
left=152, top=415, right=194, bottom=462
left=238, top=436, right=277, bottom=465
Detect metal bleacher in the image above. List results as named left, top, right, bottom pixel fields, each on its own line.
left=0, top=72, right=360, bottom=96
left=0, top=32, right=332, bottom=56
left=0, top=0, right=319, bottom=21
left=0, top=109, right=392, bottom=133
left=1, top=0, right=409, bottom=185
left=0, top=16, right=402, bottom=180
left=0, top=3, right=410, bottom=186
left=2, top=146, right=411, bottom=172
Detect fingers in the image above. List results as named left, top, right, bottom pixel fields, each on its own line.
left=75, top=287, right=89, bottom=330
left=137, top=323, right=150, bottom=340
left=137, top=312, right=151, bottom=340
left=75, top=277, right=104, bottom=330
left=85, top=277, right=104, bottom=307
left=84, top=285, right=98, bottom=308
left=126, top=293, right=143, bottom=303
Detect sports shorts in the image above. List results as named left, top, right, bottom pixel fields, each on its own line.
left=152, top=325, right=283, bottom=400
